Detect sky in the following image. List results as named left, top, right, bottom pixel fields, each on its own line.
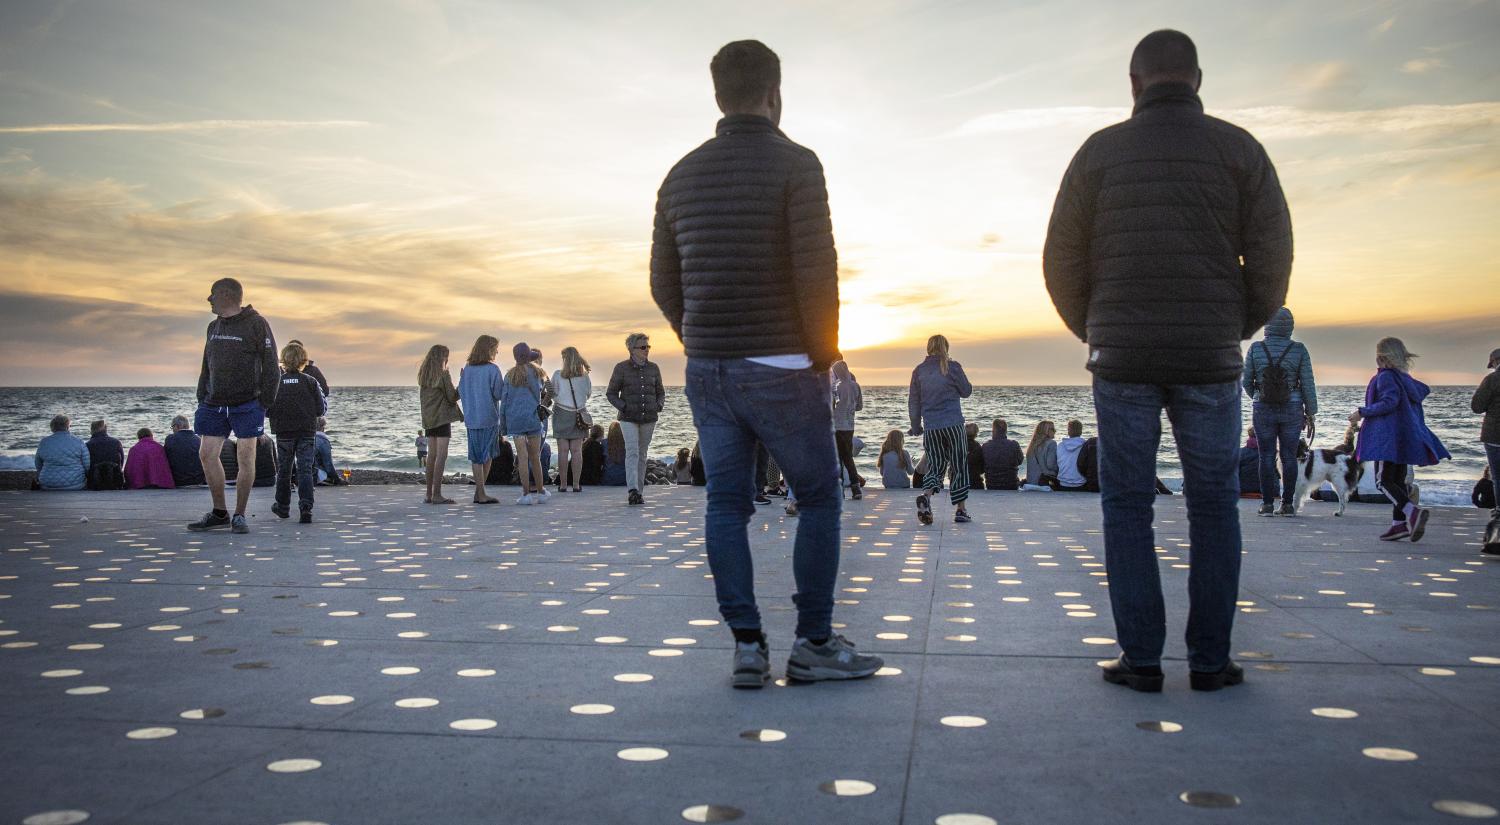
left=1, top=0, right=1497, bottom=387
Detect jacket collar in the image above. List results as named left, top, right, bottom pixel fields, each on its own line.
left=1132, top=81, right=1204, bottom=117
left=716, top=114, right=783, bottom=138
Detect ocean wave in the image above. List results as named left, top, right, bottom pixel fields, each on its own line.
left=0, top=454, right=34, bottom=470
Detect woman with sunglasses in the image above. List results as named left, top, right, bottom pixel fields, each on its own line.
left=606, top=332, right=666, bottom=505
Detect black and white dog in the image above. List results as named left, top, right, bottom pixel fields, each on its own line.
left=1292, top=439, right=1363, bottom=516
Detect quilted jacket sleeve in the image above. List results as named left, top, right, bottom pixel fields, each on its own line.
left=1239, top=142, right=1294, bottom=338
left=786, top=153, right=841, bottom=369
left=649, top=185, right=685, bottom=340
left=1043, top=143, right=1094, bottom=342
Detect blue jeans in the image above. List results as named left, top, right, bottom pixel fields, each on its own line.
left=1093, top=378, right=1243, bottom=672
left=275, top=437, right=316, bottom=512
left=1252, top=403, right=1302, bottom=506
left=685, top=358, right=841, bottom=640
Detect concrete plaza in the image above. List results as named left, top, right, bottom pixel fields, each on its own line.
left=1, top=484, right=1497, bottom=824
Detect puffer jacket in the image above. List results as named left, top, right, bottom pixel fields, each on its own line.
left=1242, top=307, right=1317, bottom=413
left=1474, top=369, right=1500, bottom=444
left=1355, top=368, right=1451, bottom=466
left=649, top=114, right=841, bottom=369
left=1043, top=82, right=1294, bottom=385
left=606, top=359, right=665, bottom=424
left=35, top=431, right=89, bottom=490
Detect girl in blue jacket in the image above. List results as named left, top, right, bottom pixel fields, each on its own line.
left=1350, top=337, right=1449, bottom=542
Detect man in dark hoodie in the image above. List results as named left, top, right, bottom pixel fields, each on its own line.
left=269, top=341, right=326, bottom=523
left=188, top=277, right=279, bottom=534
left=1043, top=30, right=1293, bottom=694
left=85, top=419, right=126, bottom=490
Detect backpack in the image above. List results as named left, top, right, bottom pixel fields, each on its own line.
left=1256, top=342, right=1301, bottom=407
left=87, top=462, right=126, bottom=491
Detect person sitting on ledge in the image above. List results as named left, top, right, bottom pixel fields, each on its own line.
left=86, top=419, right=126, bottom=490
left=1055, top=420, right=1090, bottom=492
left=164, top=415, right=205, bottom=487
left=124, top=428, right=175, bottom=489
left=35, top=414, right=89, bottom=491
left=314, top=418, right=342, bottom=485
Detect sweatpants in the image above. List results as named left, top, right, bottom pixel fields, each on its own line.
left=1375, top=460, right=1411, bottom=521
left=620, top=420, right=655, bottom=493
left=921, top=424, right=969, bottom=506
left=835, top=430, right=861, bottom=487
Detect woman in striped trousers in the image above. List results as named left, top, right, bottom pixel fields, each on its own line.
left=907, top=335, right=974, bottom=525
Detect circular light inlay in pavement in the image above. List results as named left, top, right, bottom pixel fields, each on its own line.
left=1136, top=721, right=1183, bottom=733
left=935, top=816, right=999, bottom=825
left=617, top=747, right=669, bottom=761
left=65, top=686, right=110, bottom=696
left=570, top=703, right=615, bottom=715
left=1179, top=791, right=1240, bottom=808
left=1420, top=667, right=1456, bottom=677
left=875, top=666, right=903, bottom=677
left=126, top=727, right=177, bottom=740
left=449, top=718, right=497, bottom=731
left=1432, top=800, right=1499, bottom=818
left=1311, top=707, right=1359, bottom=719
left=940, top=715, right=987, bottom=728
left=22, top=811, right=91, bottom=825
left=41, top=669, right=83, bottom=678
left=179, top=708, right=225, bottom=719
left=614, top=673, right=653, bottom=683
left=680, top=805, right=743, bottom=823
left=1082, top=637, right=1116, bottom=645
left=395, top=697, right=440, bottom=708
left=819, top=779, right=876, bottom=796
left=381, top=666, right=420, bottom=676
left=456, top=668, right=495, bottom=677
left=739, top=729, right=786, bottom=742
left=309, top=695, right=354, bottom=705
left=266, top=759, right=322, bottom=773
left=1470, top=656, right=1500, bottom=665
left=649, top=649, right=684, bottom=657
left=1363, top=747, right=1418, bottom=762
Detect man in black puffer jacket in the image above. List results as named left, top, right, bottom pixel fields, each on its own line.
left=649, top=40, right=882, bottom=690
left=1043, top=30, right=1293, bottom=696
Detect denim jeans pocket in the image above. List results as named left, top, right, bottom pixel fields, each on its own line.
left=1176, top=381, right=1240, bottom=410
left=735, top=368, right=827, bottom=434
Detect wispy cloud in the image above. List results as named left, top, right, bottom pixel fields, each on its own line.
left=1401, top=58, right=1448, bottom=74
left=0, top=119, right=371, bottom=135
left=1371, top=16, right=1396, bottom=36
left=946, top=101, right=1500, bottom=140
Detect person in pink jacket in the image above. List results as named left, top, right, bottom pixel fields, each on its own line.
left=125, top=428, right=176, bottom=490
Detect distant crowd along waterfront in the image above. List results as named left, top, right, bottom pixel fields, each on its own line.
left=29, top=31, right=1500, bottom=689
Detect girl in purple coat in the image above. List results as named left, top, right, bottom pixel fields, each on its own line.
left=1350, top=337, right=1450, bottom=542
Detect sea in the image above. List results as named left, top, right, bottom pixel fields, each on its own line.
left=1, top=385, right=1488, bottom=507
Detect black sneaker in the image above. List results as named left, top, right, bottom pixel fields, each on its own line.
left=850, top=484, right=862, bottom=501
left=1257, top=503, right=1276, bottom=517
left=271, top=503, right=290, bottom=519
left=231, top=514, right=250, bottom=534
left=187, top=511, right=231, bottom=531
left=1483, top=516, right=1500, bottom=555
left=627, top=489, right=643, bottom=506
left=299, top=510, right=313, bottom=524
left=1190, top=660, right=1245, bottom=692
left=954, top=510, right=972, bottom=524
left=754, top=493, right=772, bottom=505
left=1278, top=502, right=1296, bottom=517
left=1100, top=656, right=1164, bottom=693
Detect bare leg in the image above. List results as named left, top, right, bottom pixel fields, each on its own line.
left=427, top=437, right=450, bottom=502
left=566, top=438, right=583, bottom=488
left=234, top=437, right=257, bottom=515
left=199, top=435, right=227, bottom=511
left=526, top=435, right=545, bottom=493
left=472, top=459, right=491, bottom=503
left=513, top=437, right=533, bottom=495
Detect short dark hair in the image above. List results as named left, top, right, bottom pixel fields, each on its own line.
left=137, top=428, right=152, bottom=440
left=210, top=277, right=243, bottom=303
left=1130, top=29, right=1198, bottom=84
left=711, top=40, right=781, bottom=112
left=1068, top=419, right=1084, bottom=438
left=90, top=419, right=107, bottom=435
left=992, top=418, right=1008, bottom=439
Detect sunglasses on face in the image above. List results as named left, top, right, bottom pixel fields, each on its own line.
left=634, top=345, right=651, bottom=351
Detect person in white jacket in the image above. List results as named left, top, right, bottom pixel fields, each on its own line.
left=1056, top=420, right=1090, bottom=491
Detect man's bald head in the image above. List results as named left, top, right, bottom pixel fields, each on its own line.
left=1129, top=29, right=1201, bottom=96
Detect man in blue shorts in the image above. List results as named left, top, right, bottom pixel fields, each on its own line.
left=189, top=277, right=279, bottom=534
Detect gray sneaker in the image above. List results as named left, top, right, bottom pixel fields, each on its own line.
left=231, top=514, right=249, bottom=534
left=732, top=640, right=770, bottom=689
left=786, top=634, right=883, bottom=682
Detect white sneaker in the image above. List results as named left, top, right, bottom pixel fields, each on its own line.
left=536, top=488, right=552, bottom=501
left=516, top=493, right=534, bottom=505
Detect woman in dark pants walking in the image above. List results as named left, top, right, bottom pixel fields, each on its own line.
left=1351, top=337, right=1449, bottom=542
left=831, top=360, right=865, bottom=499
left=907, top=335, right=974, bottom=525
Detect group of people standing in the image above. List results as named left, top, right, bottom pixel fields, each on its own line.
left=417, top=333, right=666, bottom=507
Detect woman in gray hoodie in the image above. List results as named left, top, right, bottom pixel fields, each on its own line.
left=832, top=360, right=865, bottom=499
left=1242, top=307, right=1318, bottom=517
